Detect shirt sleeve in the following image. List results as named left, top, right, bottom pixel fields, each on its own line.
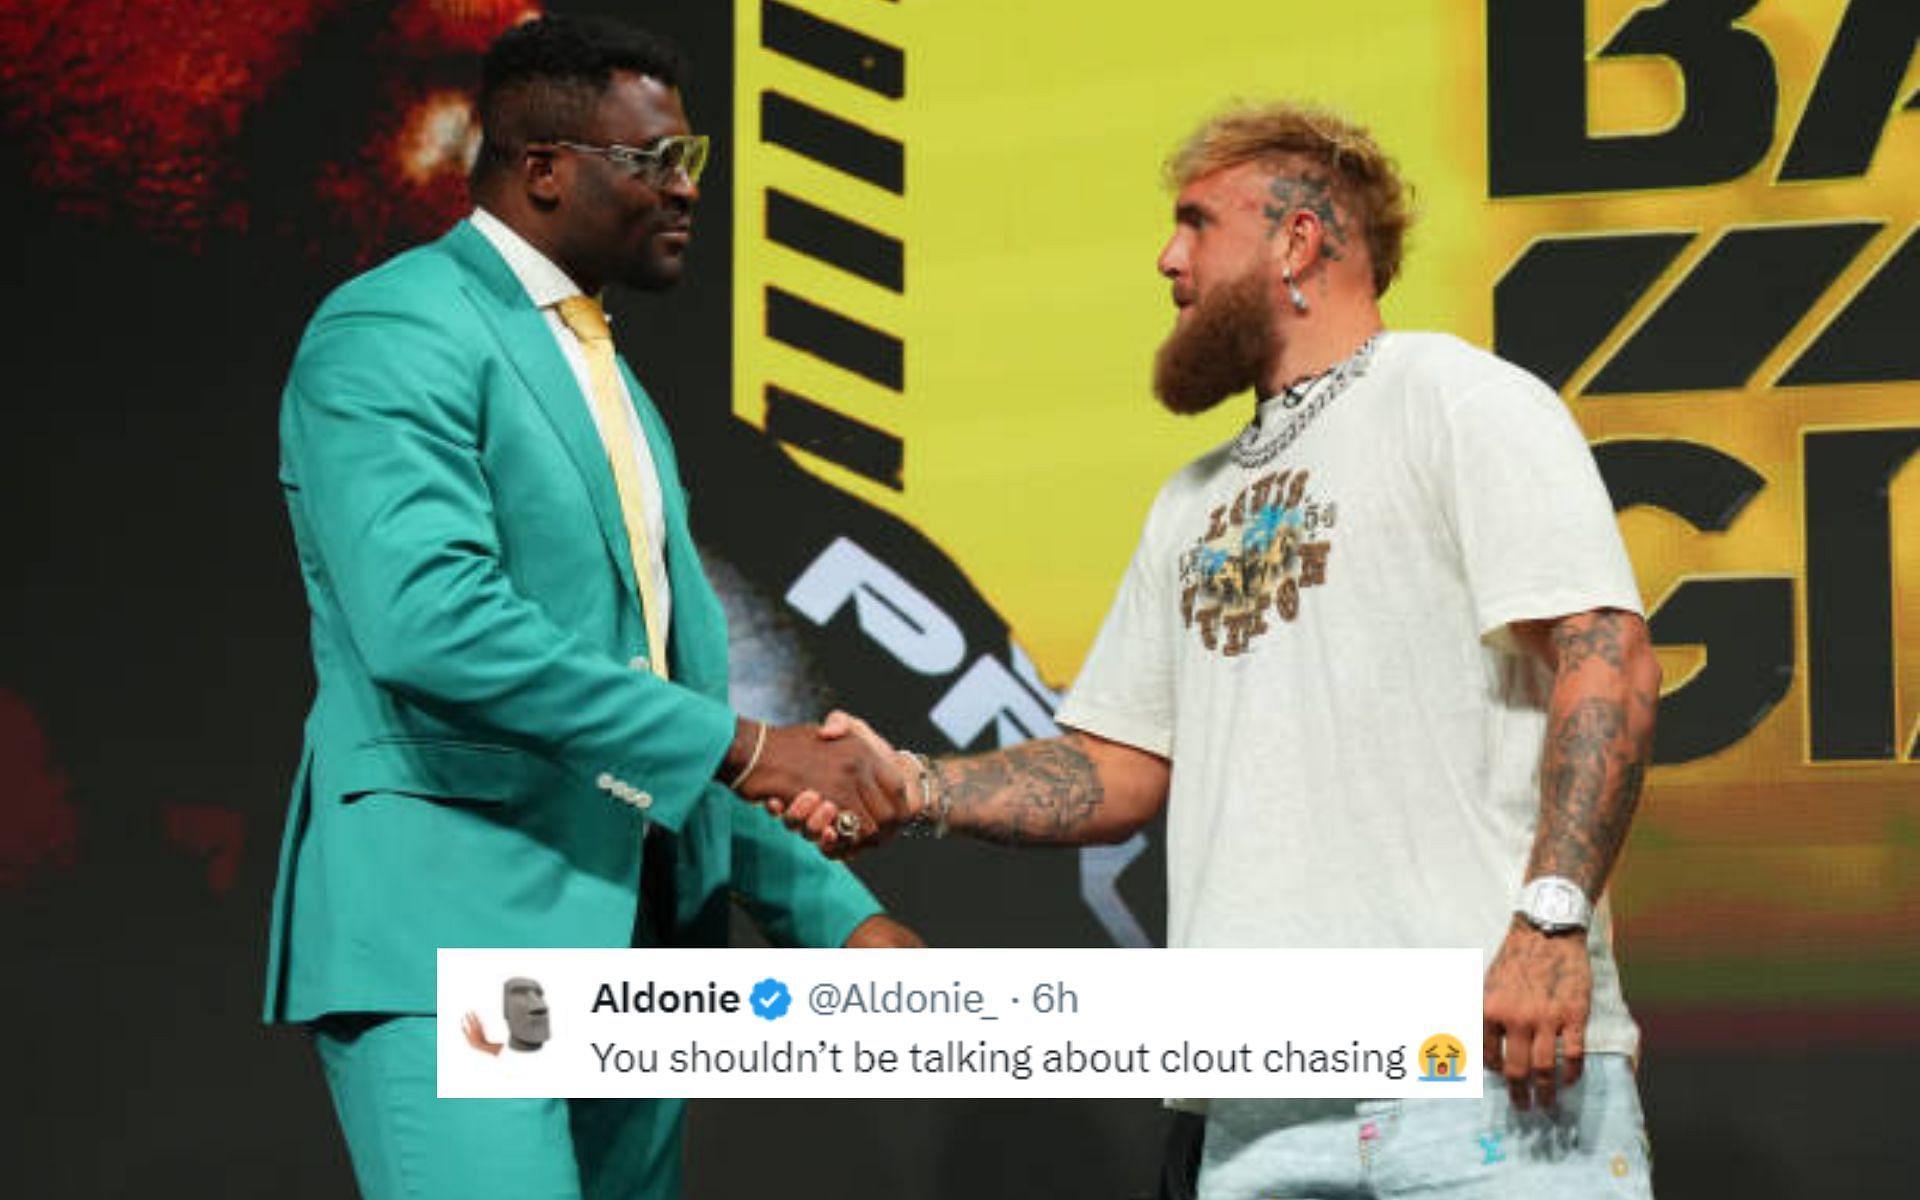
left=1054, top=484, right=1182, bottom=758
left=1427, top=357, right=1644, bottom=644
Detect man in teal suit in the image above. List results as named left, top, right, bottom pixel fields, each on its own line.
left=263, top=16, right=915, bottom=1199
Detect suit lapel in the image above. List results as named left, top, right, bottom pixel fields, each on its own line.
left=618, top=360, right=730, bottom=702
left=442, top=222, right=642, bottom=613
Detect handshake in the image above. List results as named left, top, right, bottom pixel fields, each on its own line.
left=716, top=705, right=1142, bottom=858
left=719, top=712, right=938, bottom=856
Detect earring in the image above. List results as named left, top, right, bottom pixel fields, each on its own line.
left=1284, top=267, right=1309, bottom=314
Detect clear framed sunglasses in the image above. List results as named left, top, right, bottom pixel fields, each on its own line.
left=531, top=134, right=710, bottom=186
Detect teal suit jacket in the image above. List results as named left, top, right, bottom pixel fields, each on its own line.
left=264, top=219, right=878, bottom=1023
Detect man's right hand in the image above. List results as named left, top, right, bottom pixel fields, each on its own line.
left=721, top=719, right=910, bottom=843
left=461, top=1011, right=502, bottom=1057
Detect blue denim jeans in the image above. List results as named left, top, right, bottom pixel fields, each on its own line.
left=1198, top=1054, right=1652, bottom=1199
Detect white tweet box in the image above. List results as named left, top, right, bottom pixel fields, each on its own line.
left=438, top=948, right=1482, bottom=1099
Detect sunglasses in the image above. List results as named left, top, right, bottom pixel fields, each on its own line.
left=529, top=134, right=710, bottom=186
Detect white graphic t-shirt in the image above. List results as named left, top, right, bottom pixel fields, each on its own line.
left=1057, top=331, right=1645, bottom=1057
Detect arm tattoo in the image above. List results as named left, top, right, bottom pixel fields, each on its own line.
left=1263, top=175, right=1347, bottom=260
left=1550, top=612, right=1626, bottom=671
left=936, top=737, right=1105, bottom=846
left=1528, top=613, right=1658, bottom=895
left=1532, top=698, right=1628, bottom=889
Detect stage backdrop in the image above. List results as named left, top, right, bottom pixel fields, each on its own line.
left=0, top=2, right=1914, bottom=1197
left=729, top=0, right=1920, bottom=1026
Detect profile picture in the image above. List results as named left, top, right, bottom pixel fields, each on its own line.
left=462, top=977, right=552, bottom=1056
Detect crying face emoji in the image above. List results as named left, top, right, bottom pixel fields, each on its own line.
left=1418, top=1034, right=1467, bottom=1082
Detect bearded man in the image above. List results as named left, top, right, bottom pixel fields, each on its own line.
left=787, top=101, right=1662, bottom=1199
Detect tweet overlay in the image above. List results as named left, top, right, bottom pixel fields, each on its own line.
left=439, top=948, right=1481, bottom=1099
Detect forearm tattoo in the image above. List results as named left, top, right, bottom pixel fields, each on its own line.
left=937, top=736, right=1105, bottom=845
left=1529, top=613, right=1657, bottom=895
left=1263, top=174, right=1348, bottom=259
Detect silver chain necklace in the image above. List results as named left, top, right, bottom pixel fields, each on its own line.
left=1228, top=332, right=1383, bottom=470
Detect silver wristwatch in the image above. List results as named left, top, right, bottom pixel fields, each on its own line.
left=1515, top=876, right=1592, bottom=935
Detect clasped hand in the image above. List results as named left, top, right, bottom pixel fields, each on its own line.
left=732, top=714, right=916, bottom=854
left=741, top=713, right=918, bottom=856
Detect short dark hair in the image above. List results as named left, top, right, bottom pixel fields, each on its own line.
left=472, top=15, right=688, bottom=185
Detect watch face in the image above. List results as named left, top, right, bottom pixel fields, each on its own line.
left=1523, top=879, right=1588, bottom=930
left=1540, top=888, right=1580, bottom=923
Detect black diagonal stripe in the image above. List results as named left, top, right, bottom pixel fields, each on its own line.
left=1586, top=223, right=1880, bottom=395
left=766, top=190, right=903, bottom=291
left=761, top=91, right=903, bottom=194
left=1493, top=233, right=1692, bottom=389
left=766, top=288, right=903, bottom=390
left=1778, top=0, right=1920, bottom=180
left=1780, top=226, right=1920, bottom=386
left=762, top=1, right=904, bottom=99
left=764, top=385, right=903, bottom=489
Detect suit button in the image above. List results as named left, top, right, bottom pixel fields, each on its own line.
left=629, top=655, right=650, bottom=671
left=634, top=791, right=654, bottom=810
left=596, top=773, right=615, bottom=791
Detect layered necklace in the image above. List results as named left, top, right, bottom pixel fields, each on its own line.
left=1228, top=332, right=1384, bottom=470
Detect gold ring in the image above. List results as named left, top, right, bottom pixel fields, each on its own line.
left=833, top=810, right=863, bottom=841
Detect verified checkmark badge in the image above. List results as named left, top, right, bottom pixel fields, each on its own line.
left=749, top=978, right=791, bottom=1021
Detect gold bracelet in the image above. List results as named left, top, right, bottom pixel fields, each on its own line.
left=728, top=720, right=768, bottom=791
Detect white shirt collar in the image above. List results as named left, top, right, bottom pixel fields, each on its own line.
left=469, top=206, right=590, bottom=310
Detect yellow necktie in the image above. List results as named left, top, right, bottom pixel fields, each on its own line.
left=553, top=295, right=669, bottom=680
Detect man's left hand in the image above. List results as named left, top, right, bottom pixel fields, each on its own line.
left=841, top=914, right=926, bottom=948
left=1483, top=919, right=1589, bottom=1110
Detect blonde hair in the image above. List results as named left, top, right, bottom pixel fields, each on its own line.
left=1166, top=101, right=1413, bottom=296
